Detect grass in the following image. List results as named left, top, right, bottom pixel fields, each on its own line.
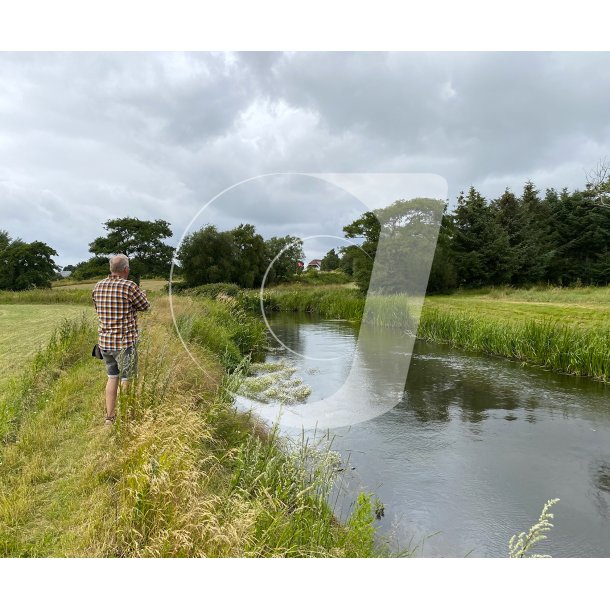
left=0, top=304, right=93, bottom=377
left=419, top=307, right=610, bottom=381
left=52, top=278, right=169, bottom=292
left=0, top=294, right=378, bottom=557
left=425, top=291, right=610, bottom=330
left=173, top=294, right=268, bottom=370
left=289, top=270, right=353, bottom=286
left=0, top=289, right=93, bottom=305
left=420, top=287, right=610, bottom=381
left=234, top=283, right=610, bottom=381
left=239, top=285, right=366, bottom=321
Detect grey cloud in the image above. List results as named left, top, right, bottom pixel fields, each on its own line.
left=1, top=52, right=609, bottom=265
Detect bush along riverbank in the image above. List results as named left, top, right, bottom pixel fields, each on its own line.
left=186, top=283, right=610, bottom=382
left=0, top=295, right=378, bottom=557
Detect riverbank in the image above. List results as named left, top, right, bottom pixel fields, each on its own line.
left=421, top=288, right=610, bottom=381
left=235, top=283, right=610, bottom=382
left=0, top=293, right=377, bottom=557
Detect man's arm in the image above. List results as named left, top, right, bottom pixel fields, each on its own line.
left=130, top=283, right=151, bottom=312
left=92, top=288, right=97, bottom=312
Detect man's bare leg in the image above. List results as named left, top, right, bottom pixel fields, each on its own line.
left=105, top=376, right=119, bottom=419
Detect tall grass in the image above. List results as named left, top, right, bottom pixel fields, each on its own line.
left=90, top=300, right=378, bottom=557
left=173, top=295, right=268, bottom=369
left=190, top=283, right=610, bottom=380
left=289, top=270, right=352, bottom=286
left=239, top=286, right=366, bottom=321
left=0, top=313, right=95, bottom=443
left=419, top=308, right=610, bottom=381
left=0, top=296, right=377, bottom=557
left=0, top=289, right=92, bottom=305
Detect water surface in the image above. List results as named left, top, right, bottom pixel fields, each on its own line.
left=240, top=312, right=610, bottom=557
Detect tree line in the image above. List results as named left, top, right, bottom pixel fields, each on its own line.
left=2, top=171, right=610, bottom=292
left=335, top=180, right=610, bottom=293
left=432, top=181, right=610, bottom=291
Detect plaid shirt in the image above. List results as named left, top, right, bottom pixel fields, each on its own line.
left=92, top=275, right=150, bottom=351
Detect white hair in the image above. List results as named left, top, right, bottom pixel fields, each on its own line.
left=109, top=254, right=129, bottom=273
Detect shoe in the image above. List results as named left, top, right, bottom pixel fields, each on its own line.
left=104, top=415, right=116, bottom=425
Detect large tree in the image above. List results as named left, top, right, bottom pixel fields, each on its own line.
left=264, top=236, right=305, bottom=284
left=89, top=217, right=175, bottom=280
left=452, top=187, right=512, bottom=287
left=178, top=225, right=237, bottom=287
left=512, top=181, right=553, bottom=284
left=230, top=224, right=267, bottom=288
left=342, top=211, right=380, bottom=292
left=0, top=235, right=59, bottom=290
left=427, top=213, right=458, bottom=293
left=320, top=248, right=341, bottom=271
left=71, top=256, right=112, bottom=280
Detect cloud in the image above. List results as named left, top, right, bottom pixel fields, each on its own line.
left=1, top=52, right=609, bottom=265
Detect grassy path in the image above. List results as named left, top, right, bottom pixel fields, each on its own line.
left=0, top=297, right=376, bottom=557
left=0, top=356, right=113, bottom=556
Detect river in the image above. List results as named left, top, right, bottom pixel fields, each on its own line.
left=236, top=312, right=610, bottom=557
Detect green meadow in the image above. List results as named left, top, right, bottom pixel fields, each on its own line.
left=0, top=304, right=92, bottom=377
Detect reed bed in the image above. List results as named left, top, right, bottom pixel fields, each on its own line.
left=419, top=307, right=610, bottom=381
left=190, top=283, right=610, bottom=380
left=239, top=286, right=366, bottom=321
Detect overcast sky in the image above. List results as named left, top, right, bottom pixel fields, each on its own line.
left=1, top=52, right=609, bottom=266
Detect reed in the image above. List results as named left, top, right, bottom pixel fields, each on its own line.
left=173, top=295, right=268, bottom=369
left=239, top=286, right=366, bottom=321
left=419, top=307, right=610, bottom=381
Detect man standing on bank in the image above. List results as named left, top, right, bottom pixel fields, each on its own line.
left=92, top=254, right=150, bottom=425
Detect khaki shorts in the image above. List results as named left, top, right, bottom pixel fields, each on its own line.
left=101, top=346, right=138, bottom=380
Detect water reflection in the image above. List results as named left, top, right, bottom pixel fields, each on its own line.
left=241, top=313, right=610, bottom=557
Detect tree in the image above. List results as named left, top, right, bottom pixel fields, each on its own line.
left=264, top=236, right=305, bottom=284
left=71, top=256, right=111, bottom=281
left=585, top=157, right=610, bottom=210
left=178, top=225, right=305, bottom=288
left=338, top=245, right=358, bottom=276
left=89, top=217, right=175, bottom=281
left=230, top=224, right=267, bottom=288
left=0, top=238, right=59, bottom=290
left=320, top=248, right=341, bottom=271
left=0, top=230, right=10, bottom=252
left=512, top=181, right=553, bottom=284
left=177, top=225, right=238, bottom=287
left=452, top=187, right=512, bottom=287
left=427, top=213, right=457, bottom=293
left=342, top=200, right=447, bottom=294
left=342, top=211, right=380, bottom=292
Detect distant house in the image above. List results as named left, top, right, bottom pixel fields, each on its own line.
left=297, top=260, right=305, bottom=270
left=60, top=270, right=72, bottom=278
left=306, top=259, right=322, bottom=271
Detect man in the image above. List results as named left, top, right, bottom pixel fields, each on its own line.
left=92, top=254, right=150, bottom=424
